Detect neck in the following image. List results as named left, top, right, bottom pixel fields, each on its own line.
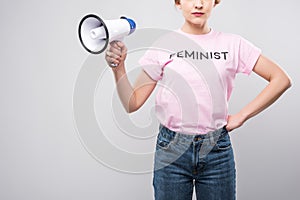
left=181, top=21, right=211, bottom=35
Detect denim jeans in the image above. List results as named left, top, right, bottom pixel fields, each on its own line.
left=153, top=125, right=236, bottom=200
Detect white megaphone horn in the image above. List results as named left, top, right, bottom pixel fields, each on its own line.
left=78, top=14, right=136, bottom=55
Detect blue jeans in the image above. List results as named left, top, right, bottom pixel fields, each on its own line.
left=153, top=125, right=236, bottom=200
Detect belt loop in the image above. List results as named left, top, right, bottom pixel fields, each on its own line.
left=209, top=135, right=215, bottom=145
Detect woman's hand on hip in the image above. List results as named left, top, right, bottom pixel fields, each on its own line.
left=226, top=113, right=247, bottom=132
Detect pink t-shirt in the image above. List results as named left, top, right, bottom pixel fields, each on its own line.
left=139, top=29, right=261, bottom=135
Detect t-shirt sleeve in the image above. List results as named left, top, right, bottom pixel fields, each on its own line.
left=138, top=49, right=171, bottom=81
left=237, top=36, right=262, bottom=75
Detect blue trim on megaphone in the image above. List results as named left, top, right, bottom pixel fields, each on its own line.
left=78, top=14, right=109, bottom=54
left=120, top=16, right=136, bottom=35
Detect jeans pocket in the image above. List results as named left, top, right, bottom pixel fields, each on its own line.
left=215, top=133, right=232, bottom=151
left=156, top=127, right=176, bottom=150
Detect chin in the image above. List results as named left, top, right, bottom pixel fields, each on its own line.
left=189, top=19, right=206, bottom=26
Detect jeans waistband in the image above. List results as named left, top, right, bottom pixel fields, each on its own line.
left=159, top=124, right=228, bottom=143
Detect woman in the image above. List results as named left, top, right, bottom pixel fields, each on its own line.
left=105, top=0, right=291, bottom=199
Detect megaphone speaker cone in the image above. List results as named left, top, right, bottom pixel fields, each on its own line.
left=78, top=14, right=109, bottom=54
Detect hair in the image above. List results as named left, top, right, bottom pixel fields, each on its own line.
left=175, top=0, right=221, bottom=5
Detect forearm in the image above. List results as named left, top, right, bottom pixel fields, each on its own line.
left=226, top=55, right=292, bottom=131
left=112, top=64, right=137, bottom=113
left=238, top=75, right=291, bottom=121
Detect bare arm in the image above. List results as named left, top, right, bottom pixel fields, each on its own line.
left=226, top=54, right=292, bottom=131
left=105, top=41, right=157, bottom=113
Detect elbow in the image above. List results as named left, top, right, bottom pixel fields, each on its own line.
left=126, top=95, right=142, bottom=113
left=287, top=77, right=292, bottom=88
left=276, top=75, right=292, bottom=94
left=126, top=104, right=139, bottom=113
left=123, top=96, right=139, bottom=113
left=283, top=75, right=292, bottom=90
left=127, top=107, right=137, bottom=114
left=271, top=73, right=292, bottom=94
left=273, top=68, right=292, bottom=90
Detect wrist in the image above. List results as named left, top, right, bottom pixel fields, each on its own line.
left=238, top=111, right=250, bottom=123
left=112, top=64, right=126, bottom=78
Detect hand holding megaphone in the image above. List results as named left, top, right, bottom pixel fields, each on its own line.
left=105, top=41, right=127, bottom=68
left=78, top=14, right=136, bottom=67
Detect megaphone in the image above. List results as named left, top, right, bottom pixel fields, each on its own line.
left=78, top=14, right=136, bottom=55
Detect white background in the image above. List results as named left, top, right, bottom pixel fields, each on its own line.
left=0, top=0, right=299, bottom=199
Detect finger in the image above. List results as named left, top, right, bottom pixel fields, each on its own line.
left=226, top=127, right=233, bottom=132
left=108, top=47, right=122, bottom=59
left=110, top=41, right=122, bottom=51
left=112, top=41, right=126, bottom=55
left=107, top=42, right=120, bottom=51
left=225, top=123, right=233, bottom=132
left=105, top=53, right=119, bottom=64
left=115, top=41, right=125, bottom=49
left=106, top=50, right=121, bottom=60
left=110, top=40, right=122, bottom=47
left=116, top=42, right=127, bottom=55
